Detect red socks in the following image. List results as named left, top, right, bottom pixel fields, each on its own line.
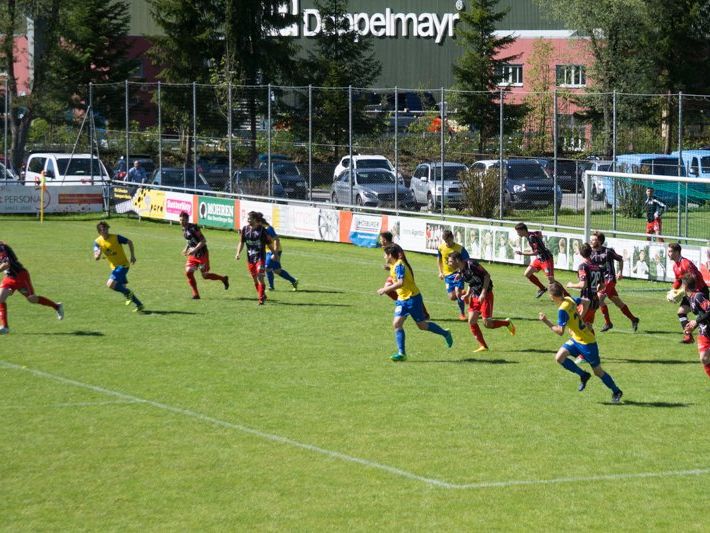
left=528, top=275, right=545, bottom=290
left=36, top=296, right=58, bottom=309
left=0, top=302, right=7, bottom=327
left=469, top=323, right=488, bottom=348
left=203, top=273, right=223, bottom=281
left=600, top=304, right=611, bottom=324
left=489, top=320, right=509, bottom=329
left=704, top=364, right=710, bottom=379
left=620, top=304, right=637, bottom=321
left=185, top=271, right=199, bottom=297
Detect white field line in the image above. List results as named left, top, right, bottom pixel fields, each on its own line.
left=3, top=360, right=708, bottom=490
left=1, top=400, right=140, bottom=409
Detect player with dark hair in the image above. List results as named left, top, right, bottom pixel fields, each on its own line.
left=257, top=213, right=298, bottom=292
left=644, top=187, right=666, bottom=242
left=93, top=221, right=144, bottom=312
left=668, top=242, right=709, bottom=343
left=436, top=229, right=469, bottom=320
left=379, top=231, right=430, bottom=320
left=566, top=243, right=603, bottom=326
left=0, top=241, right=63, bottom=334
left=589, top=231, right=639, bottom=332
left=538, top=282, right=623, bottom=403
left=681, top=274, right=710, bottom=379
left=378, top=244, right=452, bottom=361
left=447, top=251, right=514, bottom=353
left=514, top=222, right=567, bottom=298
left=179, top=211, right=229, bottom=299
left=236, top=211, right=276, bottom=305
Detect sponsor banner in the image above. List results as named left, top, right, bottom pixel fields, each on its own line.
left=0, top=184, right=103, bottom=214
left=128, top=187, right=167, bottom=219
left=349, top=213, right=383, bottom=247
left=164, top=192, right=195, bottom=222
left=238, top=200, right=273, bottom=230
left=273, top=204, right=334, bottom=241
left=197, top=195, right=235, bottom=229
left=397, top=217, right=428, bottom=252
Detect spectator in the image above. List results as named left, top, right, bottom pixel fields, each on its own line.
left=127, top=160, right=147, bottom=184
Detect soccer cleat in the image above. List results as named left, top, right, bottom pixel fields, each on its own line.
left=268, top=286, right=275, bottom=291
left=631, top=318, right=639, bottom=332
left=458, top=314, right=467, bottom=321
left=192, top=294, right=201, bottom=300
left=258, top=298, right=265, bottom=306
left=535, top=287, right=548, bottom=299
left=223, top=276, right=229, bottom=290
left=390, top=353, right=407, bottom=362
left=578, top=372, right=592, bottom=392
left=444, top=330, right=453, bottom=348
left=133, top=304, right=145, bottom=313
left=124, top=290, right=134, bottom=305
left=611, top=390, right=624, bottom=404
left=292, top=279, right=299, bottom=291
left=473, top=345, right=488, bottom=353
left=0, top=326, right=8, bottom=335
left=681, top=333, right=694, bottom=344
left=506, top=319, right=516, bottom=336
left=56, top=303, right=64, bottom=321
left=600, top=322, right=614, bottom=332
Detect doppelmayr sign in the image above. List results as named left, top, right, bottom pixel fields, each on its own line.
left=279, top=1, right=463, bottom=45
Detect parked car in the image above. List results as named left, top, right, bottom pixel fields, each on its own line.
left=24, top=153, right=109, bottom=186
left=537, top=158, right=584, bottom=194
left=256, top=157, right=307, bottom=199
left=410, top=161, right=467, bottom=211
left=225, top=168, right=285, bottom=198
left=330, top=168, right=415, bottom=209
left=149, top=167, right=212, bottom=192
left=112, top=155, right=155, bottom=181
left=471, top=159, right=562, bottom=212
left=602, top=154, right=687, bottom=208
left=333, top=154, right=402, bottom=182
left=0, top=161, right=19, bottom=181
left=197, top=155, right=231, bottom=188
left=580, top=159, right=614, bottom=201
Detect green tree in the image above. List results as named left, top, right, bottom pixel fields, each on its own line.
left=522, top=39, right=554, bottom=154
left=298, top=0, right=382, bottom=159
left=452, top=0, right=518, bottom=152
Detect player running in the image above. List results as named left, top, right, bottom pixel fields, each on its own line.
left=93, top=221, right=144, bottom=312
left=681, top=274, right=710, bottom=380
left=236, top=211, right=276, bottom=305
left=667, top=243, right=709, bottom=344
left=514, top=223, right=567, bottom=298
left=379, top=231, right=430, bottom=320
left=538, top=282, right=623, bottom=403
left=436, top=229, right=469, bottom=320
left=258, top=213, right=298, bottom=292
left=0, top=241, right=63, bottom=334
left=378, top=244, right=453, bottom=361
left=447, top=251, right=515, bottom=353
left=589, top=232, right=639, bottom=332
left=566, top=243, right=603, bottom=327
left=179, top=211, right=229, bottom=299
left=644, top=187, right=666, bottom=242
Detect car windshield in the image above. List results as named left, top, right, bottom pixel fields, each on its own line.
left=273, top=162, right=299, bottom=174
left=161, top=170, right=201, bottom=186
left=357, top=171, right=395, bottom=185
left=56, top=158, right=108, bottom=177
left=432, top=166, right=466, bottom=180
left=201, top=156, right=229, bottom=166
left=598, top=164, right=612, bottom=172
left=641, top=159, right=683, bottom=177
left=357, top=159, right=393, bottom=170
left=238, top=171, right=267, bottom=181
left=700, top=157, right=710, bottom=173
left=555, top=161, right=578, bottom=174
left=507, top=163, right=547, bottom=180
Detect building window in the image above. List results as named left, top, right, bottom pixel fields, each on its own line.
left=496, top=64, right=523, bottom=86
left=556, top=65, right=586, bottom=87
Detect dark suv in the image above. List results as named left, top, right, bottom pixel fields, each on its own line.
left=538, top=158, right=584, bottom=194
left=256, top=155, right=307, bottom=199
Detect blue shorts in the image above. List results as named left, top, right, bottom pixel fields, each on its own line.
left=444, top=273, right=464, bottom=294
left=563, top=339, right=600, bottom=367
left=109, top=266, right=129, bottom=285
left=394, top=293, right=427, bottom=323
left=265, top=251, right=281, bottom=270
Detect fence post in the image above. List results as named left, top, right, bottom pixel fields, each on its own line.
left=612, top=90, right=617, bottom=231
left=192, top=81, right=197, bottom=189
left=499, top=88, right=504, bottom=219
left=88, top=83, right=94, bottom=179
left=679, top=91, right=685, bottom=238
left=157, top=82, right=162, bottom=176
left=394, top=86, right=398, bottom=214
left=267, top=83, right=272, bottom=197
left=308, top=84, right=312, bottom=201
left=553, top=89, right=558, bottom=225
left=228, top=80, right=233, bottom=194
left=3, top=76, right=7, bottom=181
left=125, top=80, right=129, bottom=171
left=348, top=85, right=353, bottom=205
left=440, top=87, right=445, bottom=217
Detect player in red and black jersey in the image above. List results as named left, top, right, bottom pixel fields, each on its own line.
left=447, top=251, right=515, bottom=352
left=0, top=241, right=63, bottom=334
left=644, top=187, right=666, bottom=243
left=668, top=243, right=709, bottom=344
left=566, top=243, right=602, bottom=326
left=236, top=211, right=275, bottom=305
left=179, top=212, right=229, bottom=299
left=589, top=232, right=639, bottom=333
left=681, top=274, right=710, bottom=379
left=514, top=222, right=568, bottom=298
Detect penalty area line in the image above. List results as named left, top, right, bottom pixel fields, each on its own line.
left=2, top=360, right=708, bottom=490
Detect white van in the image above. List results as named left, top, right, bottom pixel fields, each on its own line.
left=24, top=153, right=109, bottom=186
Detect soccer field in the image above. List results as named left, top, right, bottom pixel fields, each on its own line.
left=1, top=215, right=708, bottom=530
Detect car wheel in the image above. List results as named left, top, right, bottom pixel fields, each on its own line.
left=355, top=195, right=363, bottom=206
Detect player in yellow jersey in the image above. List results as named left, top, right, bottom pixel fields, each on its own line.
left=437, top=229, right=469, bottom=320
left=378, top=245, right=453, bottom=361
left=93, top=221, right=144, bottom=312
left=538, top=282, right=622, bottom=403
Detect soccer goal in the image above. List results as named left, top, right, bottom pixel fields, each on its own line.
left=582, top=167, right=710, bottom=245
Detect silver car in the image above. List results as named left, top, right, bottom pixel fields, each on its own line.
left=331, top=169, right=415, bottom=208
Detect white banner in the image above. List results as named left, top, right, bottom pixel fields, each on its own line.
left=0, top=184, right=105, bottom=214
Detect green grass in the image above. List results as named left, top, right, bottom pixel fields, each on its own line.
left=1, top=215, right=708, bottom=530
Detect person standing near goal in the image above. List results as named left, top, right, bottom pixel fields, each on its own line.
left=0, top=241, right=64, bottom=334
left=644, top=187, right=666, bottom=243
left=668, top=243, right=709, bottom=344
